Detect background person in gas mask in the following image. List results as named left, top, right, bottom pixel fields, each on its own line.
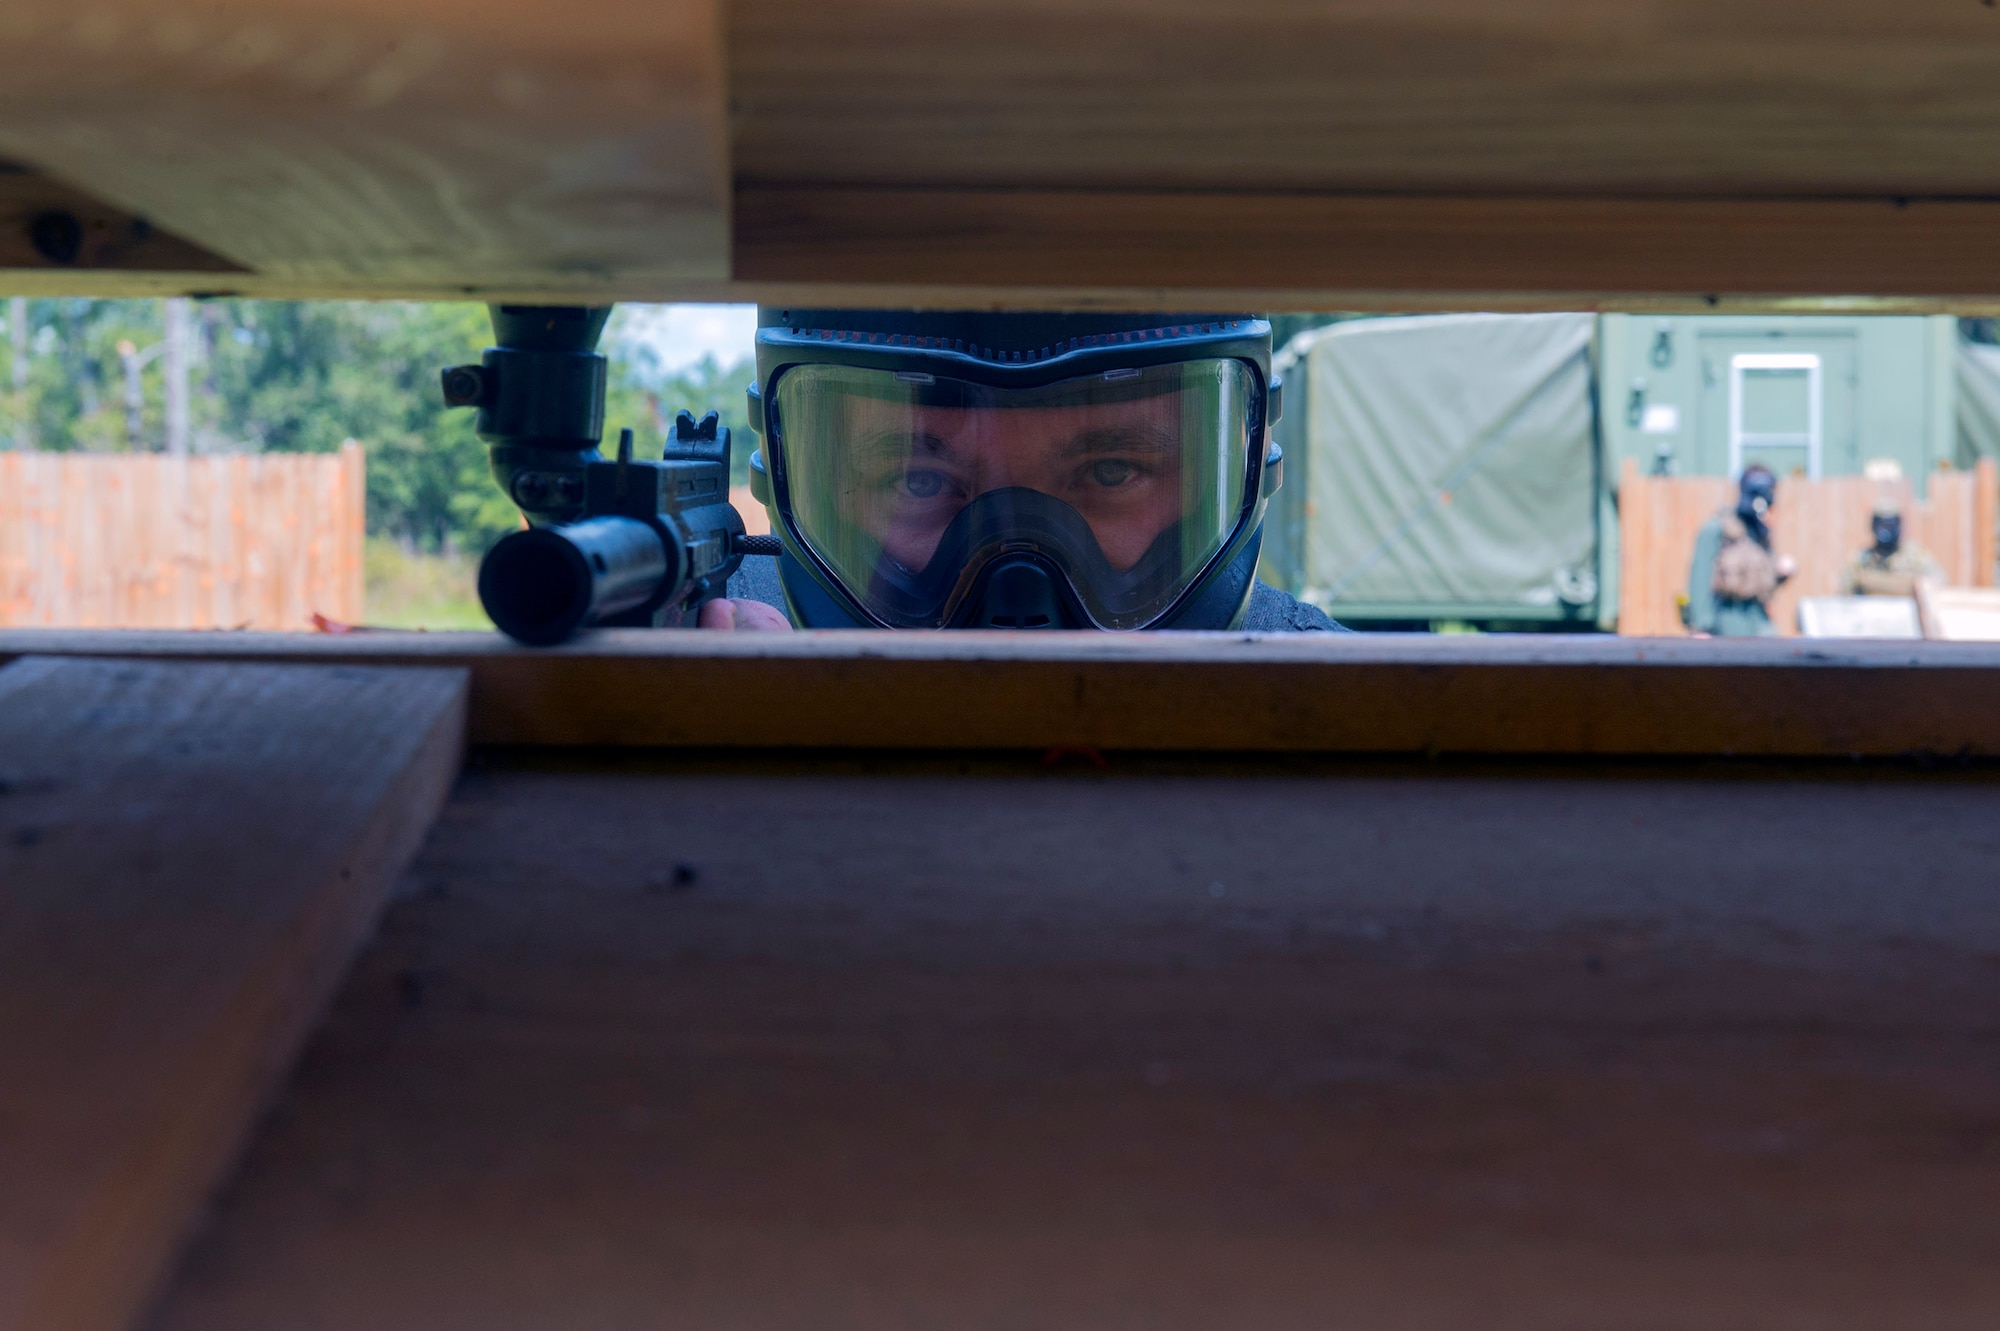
left=1682, top=464, right=1796, bottom=637
left=701, top=310, right=1340, bottom=633
left=1846, top=481, right=1941, bottom=598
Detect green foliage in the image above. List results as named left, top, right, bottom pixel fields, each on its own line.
left=205, top=301, right=502, bottom=550
left=604, top=307, right=758, bottom=486
left=0, top=298, right=756, bottom=556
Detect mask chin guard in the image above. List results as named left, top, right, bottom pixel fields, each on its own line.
left=958, top=555, right=1079, bottom=630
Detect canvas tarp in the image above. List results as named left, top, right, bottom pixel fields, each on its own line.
left=1287, top=312, right=1597, bottom=614
left=1957, top=337, right=2000, bottom=467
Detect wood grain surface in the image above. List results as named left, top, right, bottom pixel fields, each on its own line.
left=729, top=0, right=2000, bottom=198
left=2, top=627, right=1999, bottom=757
left=728, top=0, right=2000, bottom=307
left=731, top=187, right=2000, bottom=307
left=0, top=657, right=467, bottom=1331
left=149, top=754, right=2000, bottom=1329
left=0, top=0, right=727, bottom=300
left=10, top=1, right=2000, bottom=301
left=735, top=0, right=2000, bottom=306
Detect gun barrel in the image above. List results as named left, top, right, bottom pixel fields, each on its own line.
left=478, top=516, right=680, bottom=644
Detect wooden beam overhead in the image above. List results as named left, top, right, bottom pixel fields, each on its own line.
left=729, top=0, right=2000, bottom=198
left=0, top=162, right=238, bottom=279
left=733, top=187, right=2000, bottom=311
left=0, top=0, right=728, bottom=301
left=727, top=0, right=2000, bottom=308
left=9, top=0, right=2000, bottom=303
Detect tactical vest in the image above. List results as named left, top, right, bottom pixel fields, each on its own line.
left=1711, top=513, right=1779, bottom=604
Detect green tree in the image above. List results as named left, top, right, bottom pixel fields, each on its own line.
left=196, top=301, right=507, bottom=551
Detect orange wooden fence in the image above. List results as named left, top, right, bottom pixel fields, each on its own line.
left=0, top=444, right=365, bottom=629
left=1618, top=458, right=2000, bottom=636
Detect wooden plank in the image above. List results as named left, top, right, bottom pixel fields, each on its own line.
left=725, top=0, right=2000, bottom=309
left=0, top=656, right=466, bottom=1331
left=0, top=0, right=727, bottom=301
left=1977, top=458, right=1999, bottom=586
left=11, top=1, right=2000, bottom=301
left=730, top=0, right=2000, bottom=199
left=149, top=756, right=2000, bottom=1329
left=732, top=188, right=2000, bottom=308
left=339, top=442, right=366, bottom=623
left=2, top=627, right=2000, bottom=757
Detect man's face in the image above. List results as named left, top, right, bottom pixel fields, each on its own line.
left=838, top=392, right=1193, bottom=573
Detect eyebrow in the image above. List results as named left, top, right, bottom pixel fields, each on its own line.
left=1056, top=426, right=1179, bottom=460
left=851, top=429, right=961, bottom=465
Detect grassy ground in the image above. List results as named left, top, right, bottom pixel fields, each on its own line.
left=363, top=537, right=488, bottom=629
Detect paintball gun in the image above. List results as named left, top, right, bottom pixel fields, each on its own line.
left=441, top=304, right=779, bottom=644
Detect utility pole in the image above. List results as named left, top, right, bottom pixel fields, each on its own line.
left=163, top=297, right=191, bottom=456
left=115, top=338, right=165, bottom=452
left=8, top=297, right=28, bottom=451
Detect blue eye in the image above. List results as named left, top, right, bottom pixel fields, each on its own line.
left=1089, top=459, right=1136, bottom=486
left=902, top=469, right=946, bottom=498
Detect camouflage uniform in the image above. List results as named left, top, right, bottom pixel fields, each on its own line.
left=1845, top=541, right=1940, bottom=598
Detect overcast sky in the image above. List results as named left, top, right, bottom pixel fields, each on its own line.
left=616, top=303, right=759, bottom=373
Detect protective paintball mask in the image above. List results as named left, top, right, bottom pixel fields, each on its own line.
left=1738, top=465, right=1779, bottom=523
left=744, top=312, right=1282, bottom=630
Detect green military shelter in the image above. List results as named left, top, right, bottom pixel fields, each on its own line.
left=1261, top=313, right=1601, bottom=627
left=1262, top=312, right=1971, bottom=628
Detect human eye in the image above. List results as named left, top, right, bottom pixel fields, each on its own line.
left=1087, top=457, right=1139, bottom=488
left=899, top=467, right=953, bottom=499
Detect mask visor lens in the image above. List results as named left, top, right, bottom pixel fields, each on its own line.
left=771, top=359, right=1258, bottom=627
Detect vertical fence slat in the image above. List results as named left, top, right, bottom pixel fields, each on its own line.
left=1977, top=459, right=2000, bottom=588
left=342, top=441, right=366, bottom=622
left=0, top=451, right=366, bottom=629
left=0, top=456, right=21, bottom=625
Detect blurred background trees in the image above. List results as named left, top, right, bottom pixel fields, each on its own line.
left=0, top=297, right=754, bottom=557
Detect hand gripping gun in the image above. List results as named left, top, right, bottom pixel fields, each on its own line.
left=441, top=305, right=779, bottom=644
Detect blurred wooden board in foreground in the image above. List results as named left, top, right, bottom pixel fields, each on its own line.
left=149, top=752, right=2000, bottom=1329
left=9, top=1, right=2000, bottom=305
left=0, top=657, right=466, bottom=1331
